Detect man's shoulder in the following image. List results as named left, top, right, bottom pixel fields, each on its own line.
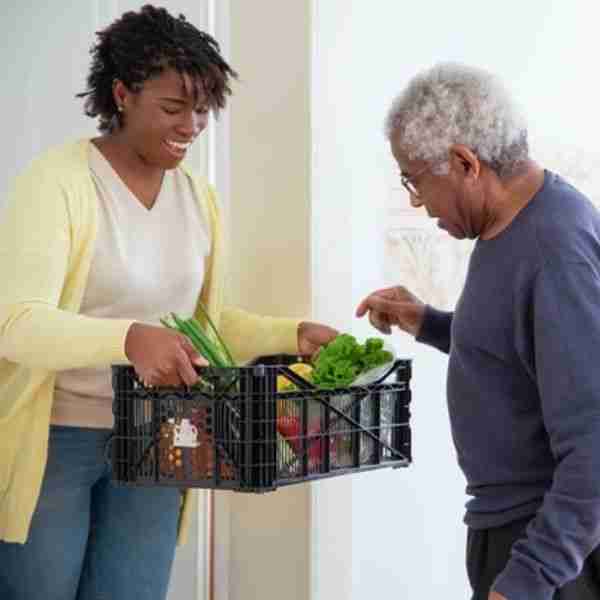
left=527, top=171, right=600, bottom=264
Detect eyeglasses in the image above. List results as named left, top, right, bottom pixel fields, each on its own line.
left=400, top=164, right=432, bottom=198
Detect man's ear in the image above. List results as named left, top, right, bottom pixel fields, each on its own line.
left=449, top=144, right=480, bottom=180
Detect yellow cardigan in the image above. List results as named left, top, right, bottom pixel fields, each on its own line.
left=0, top=139, right=300, bottom=544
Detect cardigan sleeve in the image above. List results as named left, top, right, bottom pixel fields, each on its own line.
left=220, top=307, right=300, bottom=364
left=0, top=163, right=134, bottom=371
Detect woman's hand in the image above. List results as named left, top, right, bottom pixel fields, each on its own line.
left=297, top=322, right=339, bottom=357
left=124, top=322, right=208, bottom=387
left=355, top=286, right=426, bottom=337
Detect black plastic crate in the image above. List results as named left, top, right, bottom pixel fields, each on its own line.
left=110, top=355, right=411, bottom=491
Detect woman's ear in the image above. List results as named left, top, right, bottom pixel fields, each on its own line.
left=449, top=144, right=480, bottom=180
left=112, top=79, right=129, bottom=111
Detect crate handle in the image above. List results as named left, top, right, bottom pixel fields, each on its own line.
left=370, top=359, right=410, bottom=386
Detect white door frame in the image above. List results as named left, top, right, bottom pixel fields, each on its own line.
left=204, top=1, right=232, bottom=599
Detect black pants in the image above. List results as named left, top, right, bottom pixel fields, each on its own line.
left=467, top=517, right=600, bottom=599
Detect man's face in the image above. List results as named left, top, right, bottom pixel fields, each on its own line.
left=118, top=68, right=210, bottom=170
left=390, top=131, right=480, bottom=240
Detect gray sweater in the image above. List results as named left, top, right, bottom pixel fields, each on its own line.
left=417, top=171, right=600, bottom=600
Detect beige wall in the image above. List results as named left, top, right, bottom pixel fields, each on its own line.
left=227, top=0, right=311, bottom=318
left=220, top=2, right=312, bottom=600
left=230, top=487, right=311, bottom=600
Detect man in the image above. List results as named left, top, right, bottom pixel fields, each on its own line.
left=357, top=62, right=600, bottom=600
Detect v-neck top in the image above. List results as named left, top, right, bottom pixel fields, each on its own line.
left=52, top=144, right=211, bottom=428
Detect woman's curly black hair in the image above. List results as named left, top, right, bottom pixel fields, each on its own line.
left=77, top=4, right=238, bottom=132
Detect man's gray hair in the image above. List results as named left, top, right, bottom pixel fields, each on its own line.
left=385, top=62, right=529, bottom=178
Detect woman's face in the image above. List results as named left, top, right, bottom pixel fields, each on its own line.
left=114, top=68, right=210, bottom=169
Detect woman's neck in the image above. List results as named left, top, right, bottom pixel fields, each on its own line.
left=91, top=134, right=165, bottom=210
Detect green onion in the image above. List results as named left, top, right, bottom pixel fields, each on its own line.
left=194, top=303, right=236, bottom=366
left=171, top=313, right=224, bottom=367
left=185, top=318, right=229, bottom=367
left=162, top=308, right=235, bottom=368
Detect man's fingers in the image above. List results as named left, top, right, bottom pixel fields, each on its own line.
left=356, top=298, right=370, bottom=317
left=357, top=287, right=405, bottom=317
left=356, top=294, right=399, bottom=316
left=360, top=294, right=401, bottom=317
left=358, top=292, right=396, bottom=333
left=356, top=290, right=393, bottom=317
left=369, top=310, right=392, bottom=334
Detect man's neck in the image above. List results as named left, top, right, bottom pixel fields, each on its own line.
left=480, top=161, right=545, bottom=240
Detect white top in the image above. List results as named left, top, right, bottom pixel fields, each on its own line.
left=51, top=144, right=210, bottom=428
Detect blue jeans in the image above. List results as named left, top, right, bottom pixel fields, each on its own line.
left=0, top=426, right=181, bottom=600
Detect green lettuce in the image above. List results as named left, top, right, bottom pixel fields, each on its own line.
left=311, top=334, right=393, bottom=389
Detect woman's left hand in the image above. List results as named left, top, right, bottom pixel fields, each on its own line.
left=297, top=321, right=338, bottom=357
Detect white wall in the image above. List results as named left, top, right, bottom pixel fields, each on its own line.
left=310, top=4, right=466, bottom=598
left=0, top=0, right=96, bottom=206
left=310, top=2, right=600, bottom=599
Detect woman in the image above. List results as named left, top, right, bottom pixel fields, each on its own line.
left=0, top=5, right=336, bottom=599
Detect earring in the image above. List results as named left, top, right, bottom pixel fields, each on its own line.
left=117, top=105, right=123, bottom=113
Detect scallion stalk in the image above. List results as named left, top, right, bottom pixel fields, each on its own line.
left=162, top=310, right=235, bottom=368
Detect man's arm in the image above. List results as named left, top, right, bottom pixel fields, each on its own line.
left=493, top=262, right=600, bottom=600
left=356, top=285, right=452, bottom=353
left=416, top=305, right=453, bottom=354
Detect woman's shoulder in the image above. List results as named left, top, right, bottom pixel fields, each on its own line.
left=18, top=139, right=90, bottom=184
left=178, top=162, right=211, bottom=192
left=7, top=139, right=94, bottom=223
left=177, top=162, right=220, bottom=212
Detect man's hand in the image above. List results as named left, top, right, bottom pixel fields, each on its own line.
left=125, top=322, right=207, bottom=387
left=489, top=592, right=508, bottom=600
left=297, top=321, right=338, bottom=357
left=355, top=285, right=426, bottom=336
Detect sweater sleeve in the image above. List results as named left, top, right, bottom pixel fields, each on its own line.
left=219, top=307, right=300, bottom=364
left=415, top=305, right=453, bottom=354
left=0, top=167, right=134, bottom=371
left=493, top=262, right=600, bottom=600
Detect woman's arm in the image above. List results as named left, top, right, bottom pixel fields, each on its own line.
left=0, top=167, right=134, bottom=370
